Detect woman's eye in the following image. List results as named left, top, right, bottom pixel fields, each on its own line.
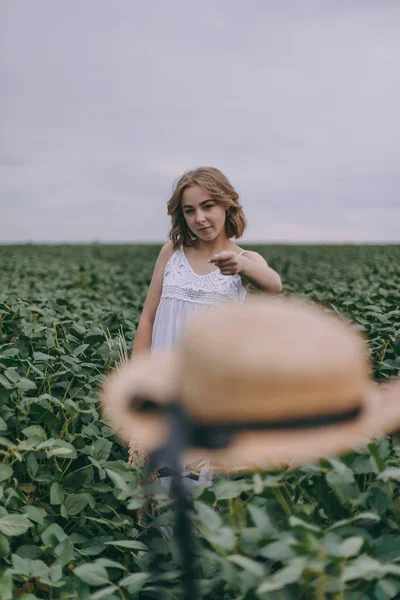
left=184, top=204, right=212, bottom=214
left=185, top=204, right=214, bottom=215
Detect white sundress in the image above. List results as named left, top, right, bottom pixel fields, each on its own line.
left=129, top=245, right=248, bottom=493
left=151, top=245, right=248, bottom=350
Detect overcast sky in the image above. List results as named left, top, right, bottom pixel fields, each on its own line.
left=1, top=1, right=399, bottom=243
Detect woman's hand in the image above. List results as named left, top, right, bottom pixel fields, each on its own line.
left=208, top=251, right=244, bottom=276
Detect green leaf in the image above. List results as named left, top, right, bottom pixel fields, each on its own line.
left=26, top=453, right=38, bottom=478
left=104, top=540, right=148, bottom=551
left=61, top=354, right=78, bottom=365
left=50, top=562, right=63, bottom=582
left=326, top=459, right=360, bottom=501
left=22, top=505, right=44, bottom=525
left=0, top=437, right=17, bottom=449
left=213, top=479, right=252, bottom=500
left=342, top=556, right=400, bottom=582
left=257, top=558, right=306, bottom=593
left=247, top=503, right=276, bottom=537
left=50, top=482, right=64, bottom=505
left=33, top=351, right=53, bottom=362
left=0, top=464, right=13, bottom=482
left=378, top=468, right=400, bottom=481
left=17, top=377, right=37, bottom=391
left=204, top=527, right=236, bottom=551
left=289, top=515, right=321, bottom=533
left=22, top=425, right=47, bottom=441
left=0, top=532, right=10, bottom=558
left=351, top=455, right=375, bottom=474
left=0, top=514, right=33, bottom=536
left=193, top=500, right=222, bottom=530
left=0, top=375, right=12, bottom=389
left=252, top=472, right=264, bottom=494
left=90, top=587, right=117, bottom=600
left=260, top=537, right=297, bottom=561
left=41, top=523, right=68, bottom=547
left=118, top=572, right=150, bottom=590
left=80, top=538, right=107, bottom=557
left=0, top=348, right=19, bottom=358
left=15, top=544, right=42, bottom=560
left=126, top=497, right=147, bottom=510
left=74, top=563, right=109, bottom=586
left=54, top=537, right=75, bottom=566
left=47, top=441, right=77, bottom=458
left=64, top=493, right=90, bottom=516
left=373, top=534, right=400, bottom=562
left=72, top=343, right=89, bottom=356
left=11, top=552, right=31, bottom=576
left=85, top=439, right=112, bottom=463
left=368, top=442, right=387, bottom=473
left=47, top=446, right=76, bottom=457
left=4, top=367, right=20, bottom=383
left=105, top=468, right=129, bottom=492
left=0, top=569, right=13, bottom=600
left=366, top=486, right=392, bottom=514
left=227, top=554, right=265, bottom=578
left=95, top=558, right=125, bottom=570
left=374, top=578, right=400, bottom=600
left=339, top=536, right=364, bottom=558
left=329, top=512, right=381, bottom=530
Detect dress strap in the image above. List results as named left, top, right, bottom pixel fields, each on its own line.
left=238, top=250, right=247, bottom=255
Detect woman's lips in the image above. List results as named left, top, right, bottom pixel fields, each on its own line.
left=200, top=227, right=211, bottom=232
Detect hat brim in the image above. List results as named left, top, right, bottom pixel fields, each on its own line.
left=183, top=381, right=400, bottom=472
left=101, top=351, right=400, bottom=474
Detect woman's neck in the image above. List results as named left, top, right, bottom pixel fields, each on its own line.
left=192, top=236, right=233, bottom=256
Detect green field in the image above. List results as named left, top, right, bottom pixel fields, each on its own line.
left=1, top=244, right=400, bottom=599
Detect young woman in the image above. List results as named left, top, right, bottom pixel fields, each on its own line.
left=128, top=167, right=282, bottom=496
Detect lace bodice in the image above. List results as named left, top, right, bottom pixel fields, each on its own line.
left=161, top=246, right=247, bottom=305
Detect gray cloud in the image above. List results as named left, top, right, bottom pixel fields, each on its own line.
left=1, top=0, right=399, bottom=242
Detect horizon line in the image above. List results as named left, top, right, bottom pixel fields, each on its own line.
left=1, top=240, right=399, bottom=246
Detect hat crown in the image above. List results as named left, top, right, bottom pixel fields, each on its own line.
left=179, top=297, right=371, bottom=423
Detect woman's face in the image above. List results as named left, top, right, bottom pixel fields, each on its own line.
left=181, top=185, right=227, bottom=240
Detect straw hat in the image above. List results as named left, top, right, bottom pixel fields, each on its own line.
left=100, top=296, right=400, bottom=473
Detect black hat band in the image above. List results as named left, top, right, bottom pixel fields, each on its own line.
left=130, top=395, right=362, bottom=451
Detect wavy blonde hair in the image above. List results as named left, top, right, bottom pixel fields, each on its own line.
left=167, top=167, right=247, bottom=250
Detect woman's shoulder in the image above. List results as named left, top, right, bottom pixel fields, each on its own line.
left=154, top=242, right=179, bottom=273
left=234, top=246, right=262, bottom=260
left=232, top=244, right=248, bottom=255
left=159, top=241, right=178, bottom=260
